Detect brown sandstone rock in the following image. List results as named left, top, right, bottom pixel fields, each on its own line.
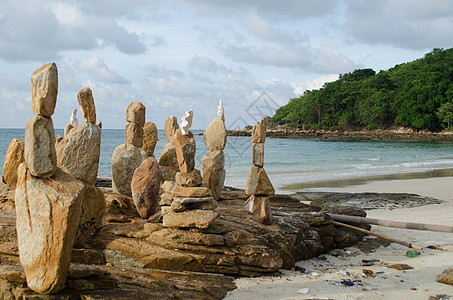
left=126, top=101, right=146, bottom=127
left=111, top=143, right=147, bottom=197
left=202, top=150, right=225, bottom=171
left=74, top=185, right=106, bottom=245
left=174, top=129, right=196, bottom=173
left=77, top=87, right=96, bottom=123
left=171, top=197, right=218, bottom=212
left=57, top=122, right=101, bottom=186
left=31, top=63, right=58, bottom=117
left=161, top=181, right=177, bottom=194
left=163, top=209, right=219, bottom=229
left=158, top=143, right=178, bottom=167
left=253, top=143, right=264, bottom=167
left=245, top=195, right=273, bottom=225
left=251, top=117, right=268, bottom=143
left=15, top=164, right=84, bottom=294
left=203, top=117, right=227, bottom=151
left=437, top=268, right=453, bottom=285
left=3, top=138, right=24, bottom=190
left=245, top=166, right=275, bottom=196
left=131, top=157, right=163, bottom=219
left=125, top=122, right=144, bottom=147
left=203, top=169, right=226, bottom=200
left=24, top=116, right=57, bottom=178
left=142, top=122, right=158, bottom=156
left=175, top=169, right=202, bottom=187
left=64, top=123, right=74, bottom=138
left=164, top=116, right=179, bottom=143
left=173, top=186, right=210, bottom=198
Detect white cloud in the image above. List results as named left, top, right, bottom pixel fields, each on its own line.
left=78, top=57, right=129, bottom=84
left=291, top=74, right=339, bottom=95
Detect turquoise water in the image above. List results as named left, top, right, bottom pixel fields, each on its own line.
left=2, top=128, right=453, bottom=193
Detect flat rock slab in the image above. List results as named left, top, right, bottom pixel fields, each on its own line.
left=163, top=209, right=219, bottom=228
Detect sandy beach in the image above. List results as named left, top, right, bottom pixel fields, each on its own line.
left=225, top=177, right=453, bottom=299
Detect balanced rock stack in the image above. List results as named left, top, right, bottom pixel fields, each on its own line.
left=202, top=100, right=227, bottom=200
left=245, top=117, right=275, bottom=225
left=161, top=110, right=219, bottom=229
left=158, top=116, right=180, bottom=182
left=15, top=63, right=86, bottom=294
left=111, top=101, right=147, bottom=197
left=57, top=87, right=102, bottom=186
left=56, top=87, right=106, bottom=245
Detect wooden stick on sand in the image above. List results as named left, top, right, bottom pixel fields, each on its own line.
left=333, top=221, right=423, bottom=251
left=328, top=213, right=453, bottom=233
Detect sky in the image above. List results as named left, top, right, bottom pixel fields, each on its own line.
left=0, top=0, right=452, bottom=130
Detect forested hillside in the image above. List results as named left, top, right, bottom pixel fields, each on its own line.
left=270, top=48, right=453, bottom=131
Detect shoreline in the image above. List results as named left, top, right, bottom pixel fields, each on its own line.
left=228, top=128, right=453, bottom=143
left=279, top=168, right=453, bottom=191
left=226, top=176, right=453, bottom=299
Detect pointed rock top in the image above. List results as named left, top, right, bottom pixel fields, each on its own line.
left=126, top=102, right=146, bottom=127
left=31, top=62, right=58, bottom=117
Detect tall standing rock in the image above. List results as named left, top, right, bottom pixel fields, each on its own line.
left=131, top=157, right=162, bottom=218
left=31, top=63, right=58, bottom=117
left=245, top=117, right=273, bottom=225
left=126, top=101, right=146, bottom=127
left=159, top=116, right=180, bottom=182
left=202, top=101, right=227, bottom=200
left=24, top=116, right=57, bottom=178
left=174, top=129, right=196, bottom=173
left=3, top=138, right=25, bottom=190
left=15, top=164, right=85, bottom=294
left=142, top=122, right=158, bottom=156
left=77, top=87, right=96, bottom=123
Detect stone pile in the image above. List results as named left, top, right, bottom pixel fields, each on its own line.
left=245, top=117, right=275, bottom=225
left=15, top=63, right=87, bottom=294
left=158, top=116, right=180, bottom=182
left=161, top=110, right=219, bottom=229
left=202, top=100, right=227, bottom=200
left=111, top=102, right=147, bottom=197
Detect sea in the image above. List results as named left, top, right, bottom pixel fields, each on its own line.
left=2, top=128, right=453, bottom=193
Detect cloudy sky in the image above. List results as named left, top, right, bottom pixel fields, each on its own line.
left=0, top=0, right=452, bottom=129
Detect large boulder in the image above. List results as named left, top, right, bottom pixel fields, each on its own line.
left=3, top=138, right=25, bottom=190
left=203, top=117, right=227, bottom=152
left=57, top=122, right=101, bottom=186
left=24, top=116, right=57, bottom=178
left=131, top=157, right=162, bottom=219
left=142, top=122, right=158, bottom=156
left=15, top=164, right=84, bottom=294
left=111, top=143, right=147, bottom=197
left=31, top=63, right=58, bottom=117
left=77, top=87, right=96, bottom=123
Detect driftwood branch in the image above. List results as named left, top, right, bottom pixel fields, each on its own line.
left=328, top=213, right=453, bottom=233
left=333, top=221, right=423, bottom=251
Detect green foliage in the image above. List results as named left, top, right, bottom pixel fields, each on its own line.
left=269, top=48, right=453, bottom=131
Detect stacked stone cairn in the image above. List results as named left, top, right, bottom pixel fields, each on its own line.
left=158, top=116, right=180, bottom=182
left=56, top=87, right=106, bottom=244
left=111, top=102, right=147, bottom=197
left=161, top=110, right=219, bottom=229
left=244, top=117, right=275, bottom=225
left=131, top=120, right=162, bottom=219
left=14, top=63, right=88, bottom=294
left=202, top=100, right=227, bottom=200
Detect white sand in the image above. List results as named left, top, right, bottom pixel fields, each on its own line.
left=225, top=177, right=453, bottom=300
